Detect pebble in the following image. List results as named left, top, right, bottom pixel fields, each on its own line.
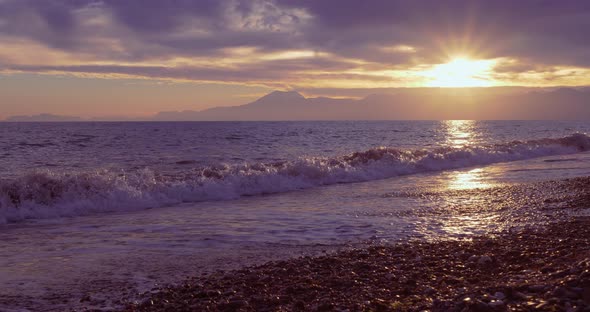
left=488, top=299, right=504, bottom=307
left=477, top=255, right=493, bottom=265
left=527, top=284, right=545, bottom=292
left=122, top=215, right=590, bottom=312
left=493, top=291, right=505, bottom=300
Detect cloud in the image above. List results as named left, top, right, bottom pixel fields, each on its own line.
left=1, top=0, right=590, bottom=88
left=6, top=56, right=399, bottom=90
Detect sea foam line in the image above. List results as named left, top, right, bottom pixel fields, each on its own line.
left=1, top=133, right=589, bottom=223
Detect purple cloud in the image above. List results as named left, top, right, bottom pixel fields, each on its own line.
left=1, top=0, right=589, bottom=84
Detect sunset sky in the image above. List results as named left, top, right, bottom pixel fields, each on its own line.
left=1, top=0, right=590, bottom=118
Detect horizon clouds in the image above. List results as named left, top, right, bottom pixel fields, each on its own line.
left=1, top=0, right=590, bottom=117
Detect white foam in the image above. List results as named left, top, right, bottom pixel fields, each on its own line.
left=1, top=133, right=589, bottom=223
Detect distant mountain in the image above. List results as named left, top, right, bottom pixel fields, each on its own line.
left=5, top=88, right=590, bottom=121
left=4, top=113, right=82, bottom=122
left=153, top=88, right=590, bottom=120
left=248, top=90, right=306, bottom=106
left=154, top=91, right=311, bottom=121
left=2, top=113, right=152, bottom=122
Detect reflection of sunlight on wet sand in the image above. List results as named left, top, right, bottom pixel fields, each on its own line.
left=447, top=168, right=493, bottom=190
left=438, top=214, right=499, bottom=238
left=437, top=167, right=499, bottom=238
left=444, top=120, right=476, bottom=148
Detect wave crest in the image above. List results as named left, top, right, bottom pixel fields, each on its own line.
left=1, top=133, right=589, bottom=223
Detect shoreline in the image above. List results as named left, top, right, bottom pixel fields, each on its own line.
left=124, top=216, right=590, bottom=311
left=3, top=176, right=588, bottom=311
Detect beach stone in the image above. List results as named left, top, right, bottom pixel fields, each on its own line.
left=223, top=289, right=237, bottom=296
left=569, top=267, right=582, bottom=274
left=553, top=286, right=579, bottom=299
left=478, top=255, right=493, bottom=266
left=551, top=269, right=570, bottom=278
left=534, top=301, right=549, bottom=309
left=471, top=299, right=495, bottom=312
left=207, top=290, right=222, bottom=297
left=488, top=299, right=504, bottom=307
left=225, top=298, right=247, bottom=309
left=314, top=301, right=334, bottom=311
left=293, top=300, right=305, bottom=309
left=468, top=255, right=479, bottom=262
left=512, top=291, right=530, bottom=300
left=493, top=292, right=505, bottom=300
left=527, top=285, right=545, bottom=292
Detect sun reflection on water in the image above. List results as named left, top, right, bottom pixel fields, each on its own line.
left=408, top=120, right=526, bottom=240
left=444, top=120, right=476, bottom=148
left=434, top=120, right=499, bottom=237
left=440, top=120, right=496, bottom=190
left=447, top=168, right=493, bottom=190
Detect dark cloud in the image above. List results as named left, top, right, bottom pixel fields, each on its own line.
left=0, top=0, right=79, bottom=48
left=104, top=0, right=220, bottom=33
left=278, top=0, right=590, bottom=66
left=7, top=55, right=386, bottom=87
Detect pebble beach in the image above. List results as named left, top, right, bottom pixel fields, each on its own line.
left=123, top=177, right=590, bottom=312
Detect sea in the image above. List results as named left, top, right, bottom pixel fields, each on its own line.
left=1, top=120, right=590, bottom=310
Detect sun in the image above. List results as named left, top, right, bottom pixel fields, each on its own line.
left=423, top=57, right=497, bottom=87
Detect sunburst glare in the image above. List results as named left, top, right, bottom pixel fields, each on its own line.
left=424, top=57, right=497, bottom=87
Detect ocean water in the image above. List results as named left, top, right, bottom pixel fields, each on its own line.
left=1, top=120, right=590, bottom=223
left=1, top=120, right=590, bottom=310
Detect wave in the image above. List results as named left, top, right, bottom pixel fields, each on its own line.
left=1, top=133, right=589, bottom=224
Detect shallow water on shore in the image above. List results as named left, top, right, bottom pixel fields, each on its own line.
left=1, top=151, right=589, bottom=310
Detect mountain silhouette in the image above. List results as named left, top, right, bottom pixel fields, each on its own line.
left=153, top=87, right=590, bottom=120
left=5, top=88, right=590, bottom=121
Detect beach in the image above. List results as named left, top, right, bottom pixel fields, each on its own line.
left=125, top=218, right=590, bottom=311
left=121, top=177, right=590, bottom=311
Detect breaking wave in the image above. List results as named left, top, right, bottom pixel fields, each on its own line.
left=1, top=133, right=589, bottom=224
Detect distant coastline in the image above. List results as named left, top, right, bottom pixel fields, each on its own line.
left=4, top=113, right=82, bottom=122
left=3, top=87, right=590, bottom=122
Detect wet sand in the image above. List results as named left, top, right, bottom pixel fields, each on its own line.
left=122, top=178, right=590, bottom=312
left=123, top=218, right=589, bottom=311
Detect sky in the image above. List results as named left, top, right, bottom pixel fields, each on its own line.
left=1, top=0, right=590, bottom=118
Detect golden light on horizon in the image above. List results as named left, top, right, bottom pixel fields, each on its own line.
left=424, top=57, right=497, bottom=87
